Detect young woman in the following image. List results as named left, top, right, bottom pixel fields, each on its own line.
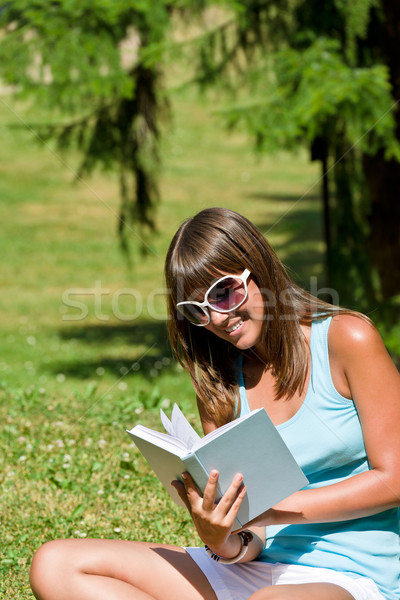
left=30, top=207, right=400, bottom=600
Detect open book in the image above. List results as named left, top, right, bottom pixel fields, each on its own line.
left=127, top=404, right=308, bottom=528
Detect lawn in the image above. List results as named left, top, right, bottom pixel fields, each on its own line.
left=0, top=85, right=324, bottom=598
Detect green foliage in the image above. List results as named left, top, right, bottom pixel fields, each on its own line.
left=221, top=38, right=399, bottom=160
left=192, top=0, right=398, bottom=159
left=0, top=0, right=177, bottom=251
left=334, top=0, right=380, bottom=63
left=1, top=1, right=135, bottom=109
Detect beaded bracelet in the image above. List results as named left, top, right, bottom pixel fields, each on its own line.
left=204, top=531, right=254, bottom=564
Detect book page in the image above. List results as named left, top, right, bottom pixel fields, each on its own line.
left=160, top=404, right=201, bottom=450
left=159, top=408, right=175, bottom=437
left=129, top=424, right=189, bottom=455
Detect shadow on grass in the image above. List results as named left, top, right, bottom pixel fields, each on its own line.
left=249, top=192, right=326, bottom=288
left=51, top=320, right=174, bottom=380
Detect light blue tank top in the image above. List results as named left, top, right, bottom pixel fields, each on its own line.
left=239, top=318, right=400, bottom=599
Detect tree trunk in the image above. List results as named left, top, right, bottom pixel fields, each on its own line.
left=311, top=136, right=332, bottom=285
left=364, top=153, right=400, bottom=299
left=364, top=0, right=400, bottom=300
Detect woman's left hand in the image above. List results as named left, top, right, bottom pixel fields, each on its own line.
left=172, top=469, right=247, bottom=553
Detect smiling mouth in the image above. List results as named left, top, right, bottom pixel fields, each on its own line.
left=225, top=319, right=244, bottom=333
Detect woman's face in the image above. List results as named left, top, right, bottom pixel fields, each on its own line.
left=203, top=275, right=266, bottom=353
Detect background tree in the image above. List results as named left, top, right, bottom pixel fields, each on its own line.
left=186, top=0, right=400, bottom=314
left=0, top=0, right=180, bottom=254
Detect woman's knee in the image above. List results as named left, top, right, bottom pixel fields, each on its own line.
left=30, top=540, right=75, bottom=599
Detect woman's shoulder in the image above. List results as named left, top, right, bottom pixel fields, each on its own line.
left=325, top=313, right=388, bottom=399
left=328, top=312, right=377, bottom=341
left=327, top=312, right=385, bottom=364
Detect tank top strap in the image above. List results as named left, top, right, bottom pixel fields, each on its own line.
left=309, top=316, right=334, bottom=396
left=237, top=353, right=250, bottom=416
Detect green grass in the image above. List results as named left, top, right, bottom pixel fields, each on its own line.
left=0, top=86, right=323, bottom=598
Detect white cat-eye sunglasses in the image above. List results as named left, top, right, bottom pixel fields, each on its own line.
left=176, top=269, right=251, bottom=326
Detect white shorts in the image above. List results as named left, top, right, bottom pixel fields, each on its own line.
left=185, top=548, right=385, bottom=600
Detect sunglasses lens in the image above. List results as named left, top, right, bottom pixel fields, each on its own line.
left=177, top=303, right=209, bottom=325
left=208, top=277, right=246, bottom=311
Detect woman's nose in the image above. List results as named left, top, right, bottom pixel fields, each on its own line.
left=208, top=309, right=229, bottom=328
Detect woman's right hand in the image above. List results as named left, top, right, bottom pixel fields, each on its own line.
left=172, top=469, right=247, bottom=556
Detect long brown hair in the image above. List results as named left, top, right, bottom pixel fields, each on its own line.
left=165, top=207, right=366, bottom=426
